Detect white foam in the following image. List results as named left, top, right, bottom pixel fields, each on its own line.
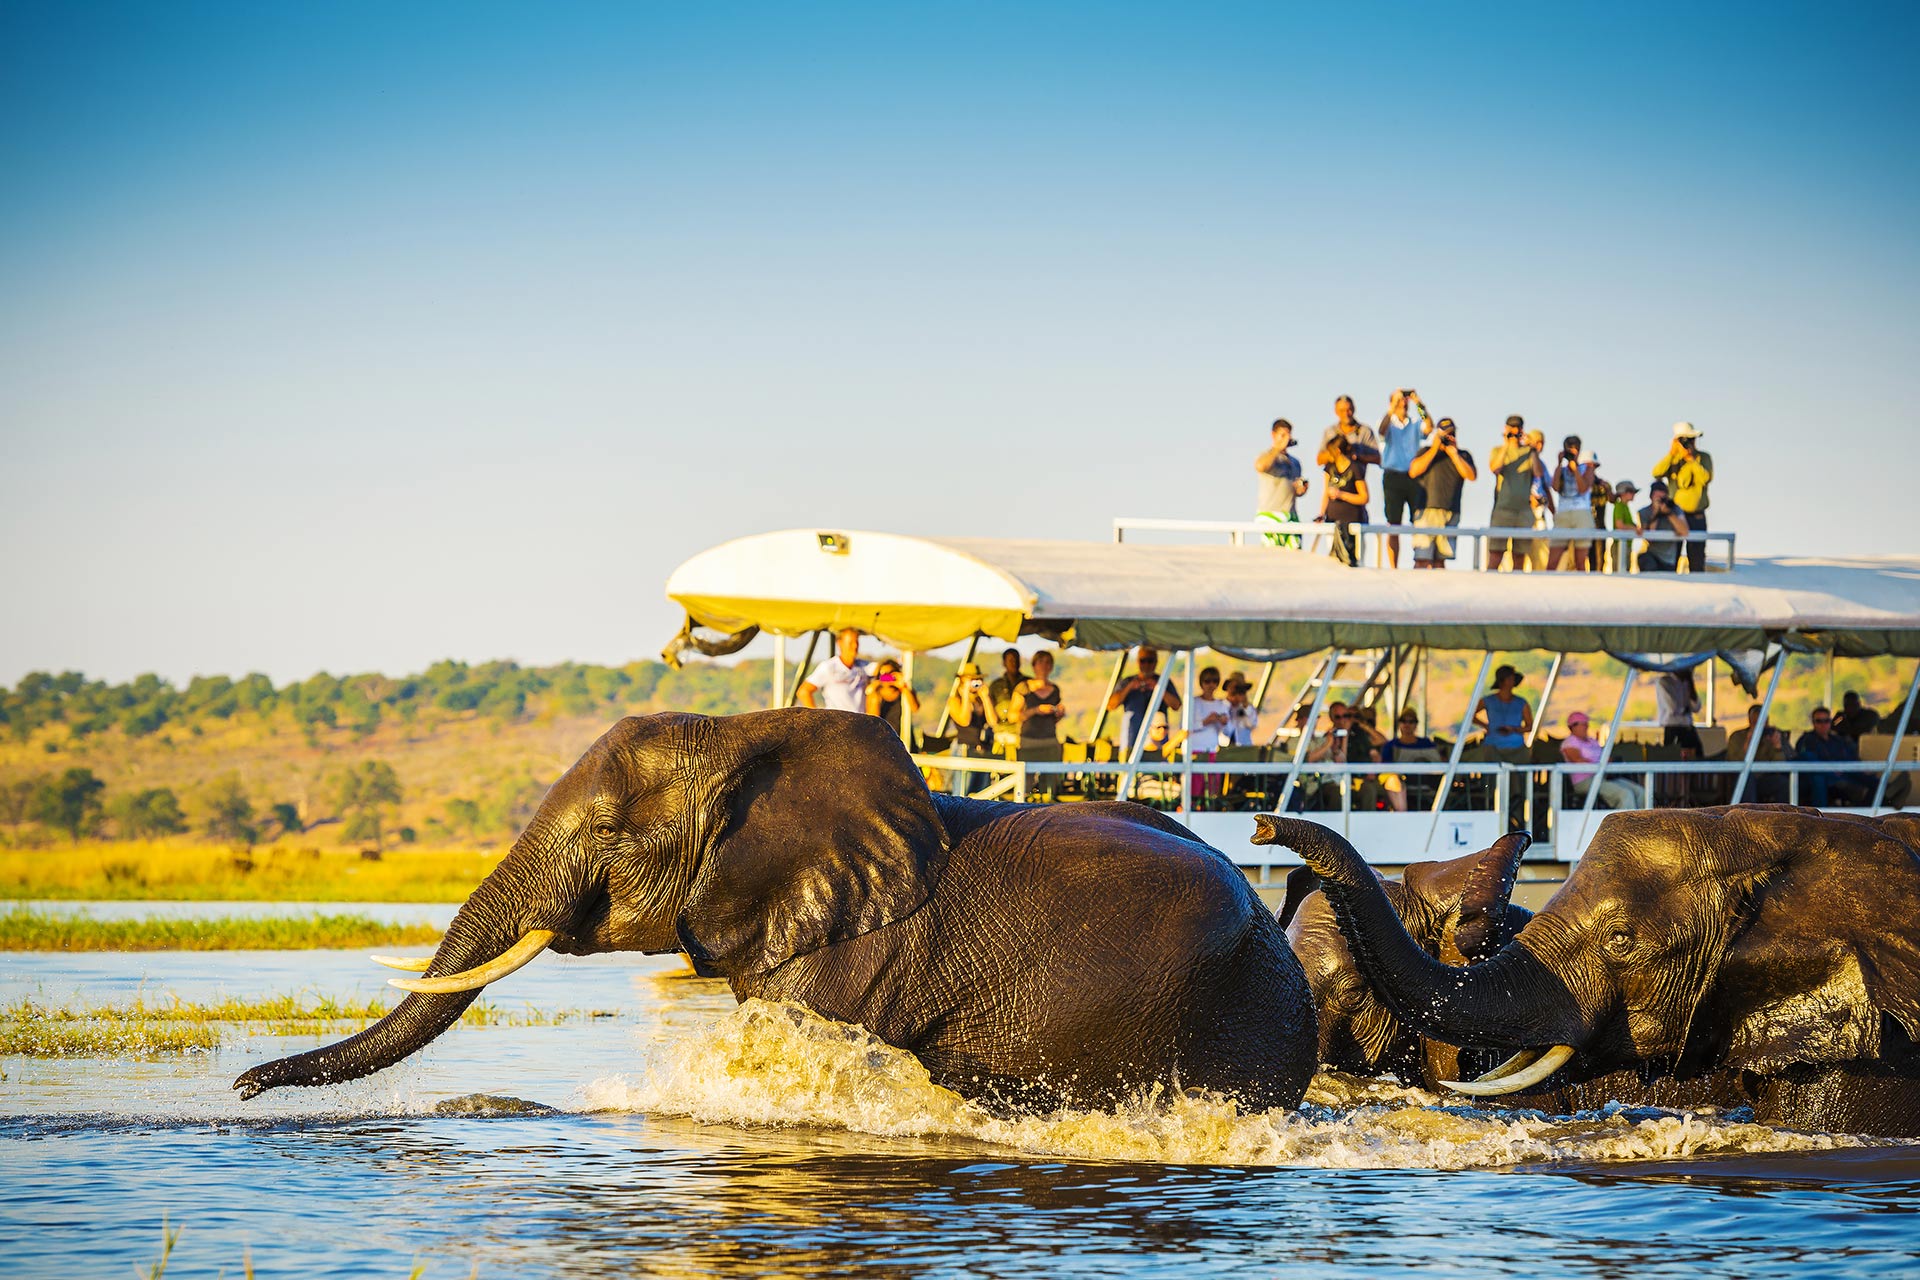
left=581, top=999, right=1873, bottom=1169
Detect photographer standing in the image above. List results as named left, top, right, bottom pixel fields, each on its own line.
left=1546, top=435, right=1596, bottom=571
left=944, top=661, right=999, bottom=796
left=1652, top=422, right=1714, bottom=572
left=1408, top=416, right=1476, bottom=569
left=1376, top=388, right=1432, bottom=568
left=1636, top=480, right=1692, bottom=572
left=1487, top=416, right=1546, bottom=570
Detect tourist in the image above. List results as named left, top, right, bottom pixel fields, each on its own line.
left=1836, top=691, right=1880, bottom=742
left=1796, top=707, right=1867, bottom=807
left=1222, top=672, right=1259, bottom=745
left=988, top=648, right=1028, bottom=723
left=1525, top=429, right=1556, bottom=570
left=1637, top=481, right=1692, bottom=572
left=1655, top=668, right=1704, bottom=753
left=1487, top=416, right=1546, bottom=570
left=1317, top=394, right=1381, bottom=467
left=1561, top=710, right=1645, bottom=810
left=797, top=627, right=869, bottom=712
left=1109, top=646, right=1181, bottom=755
left=1376, top=388, right=1432, bottom=567
left=1254, top=418, right=1310, bottom=547
left=1186, top=665, right=1233, bottom=803
left=1014, top=649, right=1066, bottom=799
left=1652, top=422, right=1714, bottom=572
left=1546, top=435, right=1596, bottom=571
left=865, top=658, right=921, bottom=741
left=1409, top=417, right=1477, bottom=569
left=1320, top=431, right=1371, bottom=567
left=1474, top=665, right=1534, bottom=760
left=1379, top=709, right=1441, bottom=811
left=943, top=661, right=998, bottom=796
left=1607, top=479, right=1641, bottom=571
left=1301, top=701, right=1383, bottom=811
left=1728, top=702, right=1788, bottom=803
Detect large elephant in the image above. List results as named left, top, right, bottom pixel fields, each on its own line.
left=237, top=709, right=1317, bottom=1109
left=1275, top=833, right=1532, bottom=1089
left=1260, top=807, right=1920, bottom=1136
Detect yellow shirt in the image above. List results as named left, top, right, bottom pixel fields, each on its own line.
left=1652, top=446, right=1713, bottom=513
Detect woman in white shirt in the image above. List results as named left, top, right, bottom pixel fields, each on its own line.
left=1186, top=666, right=1233, bottom=805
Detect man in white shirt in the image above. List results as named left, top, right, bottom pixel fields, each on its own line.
left=798, top=627, right=870, bottom=712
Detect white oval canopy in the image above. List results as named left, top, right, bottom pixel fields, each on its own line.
left=666, top=529, right=1920, bottom=656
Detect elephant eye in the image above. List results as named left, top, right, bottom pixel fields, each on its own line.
left=1605, top=929, right=1634, bottom=955
left=594, top=821, right=618, bottom=840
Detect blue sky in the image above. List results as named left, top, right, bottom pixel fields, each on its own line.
left=2, top=2, right=1916, bottom=685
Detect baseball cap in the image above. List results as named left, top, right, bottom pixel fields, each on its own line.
left=1614, top=479, right=1640, bottom=495
left=1567, top=711, right=1590, bottom=727
left=1579, top=448, right=1598, bottom=466
left=1672, top=421, right=1702, bottom=439
left=1649, top=479, right=1670, bottom=493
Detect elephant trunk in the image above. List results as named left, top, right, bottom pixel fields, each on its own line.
left=1255, top=816, right=1585, bottom=1052
left=233, top=849, right=570, bottom=1099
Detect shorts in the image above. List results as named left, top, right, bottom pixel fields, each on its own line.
left=1554, top=505, right=1596, bottom=530
left=1489, top=508, right=1533, bottom=561
left=1382, top=470, right=1425, bottom=525
left=1412, top=507, right=1459, bottom=562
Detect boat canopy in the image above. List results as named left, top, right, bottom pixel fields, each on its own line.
left=665, top=529, right=1920, bottom=657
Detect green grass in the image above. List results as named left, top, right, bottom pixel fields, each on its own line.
left=0, top=905, right=442, bottom=951
left=0, top=992, right=624, bottom=1056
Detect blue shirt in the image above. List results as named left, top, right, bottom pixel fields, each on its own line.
left=1378, top=405, right=1430, bottom=473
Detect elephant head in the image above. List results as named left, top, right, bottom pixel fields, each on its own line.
left=235, top=708, right=946, bottom=1099
left=1270, top=828, right=1532, bottom=1083
left=1262, top=808, right=1920, bottom=1096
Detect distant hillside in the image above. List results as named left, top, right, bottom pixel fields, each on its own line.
left=1, top=648, right=1904, bottom=852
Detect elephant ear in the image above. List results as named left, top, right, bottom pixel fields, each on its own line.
left=677, top=708, right=948, bottom=980
left=1399, top=832, right=1531, bottom=963
left=1708, top=808, right=1920, bottom=1070
left=1276, top=867, right=1322, bottom=930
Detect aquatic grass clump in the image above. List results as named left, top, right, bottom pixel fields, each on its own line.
left=0, top=841, right=505, bottom=903
left=0, top=906, right=442, bottom=951
left=0, top=993, right=624, bottom=1056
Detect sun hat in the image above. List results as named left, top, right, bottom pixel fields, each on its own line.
left=956, top=662, right=982, bottom=678
left=1672, top=422, right=1701, bottom=439
left=1614, top=479, right=1640, bottom=495
left=1493, top=664, right=1525, bottom=686
left=1567, top=711, right=1590, bottom=726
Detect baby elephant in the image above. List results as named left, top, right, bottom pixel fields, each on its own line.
left=236, top=709, right=1318, bottom=1110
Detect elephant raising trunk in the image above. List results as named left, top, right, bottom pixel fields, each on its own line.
left=1254, top=815, right=1590, bottom=1086
left=233, top=849, right=577, bottom=1099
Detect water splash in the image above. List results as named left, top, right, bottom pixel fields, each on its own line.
left=583, top=999, right=1874, bottom=1169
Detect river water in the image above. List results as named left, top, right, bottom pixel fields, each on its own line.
left=4, top=902, right=1919, bottom=1277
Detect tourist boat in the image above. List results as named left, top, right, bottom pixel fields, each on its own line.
left=662, top=519, right=1920, bottom=886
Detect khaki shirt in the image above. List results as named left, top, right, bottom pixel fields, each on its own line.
left=1653, top=447, right=1714, bottom=513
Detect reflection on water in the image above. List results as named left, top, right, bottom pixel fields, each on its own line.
left=4, top=930, right=1920, bottom=1277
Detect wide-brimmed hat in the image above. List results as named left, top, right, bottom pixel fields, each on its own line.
left=1672, top=421, right=1702, bottom=439
left=1494, top=664, right=1525, bottom=686
left=956, top=662, right=983, bottom=678
left=1613, top=479, right=1640, bottom=495
left=1579, top=448, right=1599, bottom=466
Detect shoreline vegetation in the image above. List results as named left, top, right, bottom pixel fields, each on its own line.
left=0, top=905, right=443, bottom=951
left=1, top=993, right=624, bottom=1057
left=0, top=843, right=502, bottom=903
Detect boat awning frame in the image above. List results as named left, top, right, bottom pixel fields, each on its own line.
left=665, top=529, right=1920, bottom=658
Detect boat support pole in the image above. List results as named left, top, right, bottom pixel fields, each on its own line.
left=1730, top=653, right=1787, bottom=805
left=1179, top=650, right=1197, bottom=821
left=1872, top=659, right=1920, bottom=811
left=1424, top=653, right=1494, bottom=854
left=784, top=631, right=822, bottom=708
left=1275, top=648, right=1342, bottom=817
left=1571, top=668, right=1638, bottom=856
left=772, top=634, right=785, bottom=712
left=1526, top=653, right=1564, bottom=747
left=1116, top=653, right=1176, bottom=802
left=1087, top=651, right=1128, bottom=745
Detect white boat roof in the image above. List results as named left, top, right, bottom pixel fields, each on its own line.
left=665, top=529, right=1920, bottom=656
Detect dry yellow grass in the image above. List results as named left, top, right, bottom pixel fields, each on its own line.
left=0, top=841, right=503, bottom=902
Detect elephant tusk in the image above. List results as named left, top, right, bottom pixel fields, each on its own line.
left=1440, top=1044, right=1575, bottom=1097
left=370, top=954, right=433, bottom=972
left=1473, top=1046, right=1547, bottom=1083
left=387, top=930, right=555, bottom=994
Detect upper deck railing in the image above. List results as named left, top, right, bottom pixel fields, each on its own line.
left=1112, top=517, right=1737, bottom=573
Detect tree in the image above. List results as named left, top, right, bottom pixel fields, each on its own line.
left=34, top=768, right=105, bottom=843
left=1, top=775, right=47, bottom=841
left=267, top=802, right=306, bottom=838
left=201, top=774, right=260, bottom=850
left=333, top=760, right=403, bottom=852
left=112, top=788, right=187, bottom=839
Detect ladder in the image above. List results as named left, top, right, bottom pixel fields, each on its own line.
left=1268, top=648, right=1399, bottom=746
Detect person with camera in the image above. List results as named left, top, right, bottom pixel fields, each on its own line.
left=944, top=661, right=999, bottom=797
left=1107, top=646, right=1181, bottom=755
left=1408, top=416, right=1476, bottom=569
left=1636, top=480, right=1692, bottom=572
left=1546, top=436, right=1597, bottom=571
left=1376, top=388, right=1433, bottom=568
left=1319, top=430, right=1371, bottom=566
left=1299, top=701, right=1384, bottom=811
left=1316, top=395, right=1381, bottom=468
left=1253, top=418, right=1310, bottom=547
left=1728, top=702, right=1788, bottom=803
left=865, top=658, right=921, bottom=742
left=1487, top=416, right=1546, bottom=570
left=1652, top=422, right=1714, bottom=572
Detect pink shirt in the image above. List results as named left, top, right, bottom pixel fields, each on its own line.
left=1562, top=733, right=1603, bottom=785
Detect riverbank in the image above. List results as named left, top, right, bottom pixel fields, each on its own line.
left=0, top=842, right=500, bottom=902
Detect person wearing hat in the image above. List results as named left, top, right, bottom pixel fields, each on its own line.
left=1221, top=672, right=1259, bottom=746
left=944, top=660, right=999, bottom=796
left=1547, top=434, right=1597, bottom=571
left=1607, top=478, right=1641, bottom=571
left=1560, top=710, right=1645, bottom=810
left=1487, top=416, right=1546, bottom=570
left=1473, top=664, right=1534, bottom=760
left=1636, top=479, right=1693, bottom=572
left=1652, top=422, right=1714, bottom=572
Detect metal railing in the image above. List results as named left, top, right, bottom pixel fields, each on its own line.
left=1113, top=516, right=1737, bottom=573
